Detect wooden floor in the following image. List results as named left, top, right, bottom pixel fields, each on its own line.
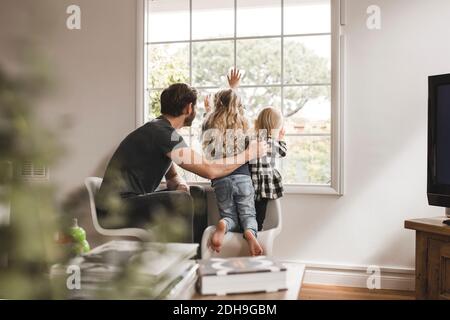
left=299, top=284, right=415, bottom=300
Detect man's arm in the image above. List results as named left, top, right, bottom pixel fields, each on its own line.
left=167, top=140, right=267, bottom=180
left=165, top=163, right=189, bottom=192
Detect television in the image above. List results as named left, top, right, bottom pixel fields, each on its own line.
left=428, top=73, right=450, bottom=218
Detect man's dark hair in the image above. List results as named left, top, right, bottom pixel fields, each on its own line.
left=160, top=83, right=198, bottom=117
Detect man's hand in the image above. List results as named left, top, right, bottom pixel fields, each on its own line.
left=247, top=140, right=268, bottom=161
left=166, top=176, right=190, bottom=194
left=175, top=182, right=190, bottom=193
left=227, top=68, right=242, bottom=89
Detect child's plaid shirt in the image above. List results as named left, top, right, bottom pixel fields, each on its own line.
left=249, top=137, right=287, bottom=200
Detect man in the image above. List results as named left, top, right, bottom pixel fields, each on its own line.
left=96, top=73, right=266, bottom=243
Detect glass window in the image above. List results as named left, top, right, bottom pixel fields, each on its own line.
left=148, top=0, right=190, bottom=42
left=145, top=0, right=336, bottom=187
left=284, top=35, right=331, bottom=84
left=240, top=87, right=282, bottom=120
left=237, top=38, right=282, bottom=85
left=192, top=41, right=234, bottom=87
left=283, top=86, right=331, bottom=134
left=281, top=136, right=331, bottom=185
left=148, top=43, right=189, bottom=89
left=237, top=0, right=281, bottom=37
left=192, top=0, right=235, bottom=39
left=284, top=0, right=331, bottom=35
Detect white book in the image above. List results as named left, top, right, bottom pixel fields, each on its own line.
left=197, top=256, right=288, bottom=296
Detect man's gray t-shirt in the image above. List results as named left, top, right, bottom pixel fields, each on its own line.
left=96, top=116, right=187, bottom=209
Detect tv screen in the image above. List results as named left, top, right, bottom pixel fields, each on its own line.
left=436, top=84, right=450, bottom=185
left=428, top=74, right=450, bottom=208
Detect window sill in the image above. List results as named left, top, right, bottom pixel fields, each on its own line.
left=283, top=184, right=342, bottom=196
left=185, top=181, right=342, bottom=196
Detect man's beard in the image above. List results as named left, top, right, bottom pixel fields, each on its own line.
left=183, top=110, right=196, bottom=127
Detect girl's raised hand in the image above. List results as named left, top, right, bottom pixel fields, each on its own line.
left=227, top=68, right=242, bottom=89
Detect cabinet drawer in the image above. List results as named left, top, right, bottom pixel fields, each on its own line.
left=440, top=244, right=450, bottom=300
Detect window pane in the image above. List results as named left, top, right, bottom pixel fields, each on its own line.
left=179, top=132, right=207, bottom=183
left=240, top=87, right=282, bottom=120
left=192, top=41, right=234, bottom=87
left=147, top=90, right=162, bottom=121
left=284, top=35, right=331, bottom=84
left=148, top=0, right=190, bottom=42
left=178, top=127, right=192, bottom=136
left=192, top=0, right=234, bottom=39
left=237, top=0, right=281, bottom=37
left=280, top=136, right=331, bottom=185
left=284, top=0, right=331, bottom=35
left=283, top=86, right=331, bottom=134
left=148, top=43, right=189, bottom=89
left=237, top=38, right=281, bottom=85
left=192, top=88, right=219, bottom=130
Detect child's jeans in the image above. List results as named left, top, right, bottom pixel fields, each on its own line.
left=212, top=174, right=258, bottom=237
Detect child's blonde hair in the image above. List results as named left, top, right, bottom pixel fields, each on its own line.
left=203, top=89, right=248, bottom=132
left=254, top=107, right=283, bottom=138
left=202, top=89, right=249, bottom=157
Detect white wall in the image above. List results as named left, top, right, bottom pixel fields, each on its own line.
left=274, top=0, right=449, bottom=270
left=47, top=0, right=138, bottom=197
left=2, top=0, right=449, bottom=271
left=0, top=0, right=138, bottom=197
left=0, top=0, right=138, bottom=243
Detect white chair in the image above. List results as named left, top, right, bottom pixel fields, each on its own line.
left=200, top=189, right=282, bottom=259
left=84, top=177, right=151, bottom=241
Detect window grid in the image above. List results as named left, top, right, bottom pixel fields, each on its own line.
left=145, top=0, right=333, bottom=186
left=281, top=0, right=285, bottom=124
left=148, top=83, right=332, bottom=92
left=189, top=0, right=193, bottom=86
left=146, top=32, right=332, bottom=45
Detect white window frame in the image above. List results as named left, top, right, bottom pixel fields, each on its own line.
left=136, top=0, right=345, bottom=195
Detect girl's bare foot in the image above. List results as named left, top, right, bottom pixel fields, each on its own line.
left=210, top=219, right=227, bottom=253
left=244, top=230, right=263, bottom=256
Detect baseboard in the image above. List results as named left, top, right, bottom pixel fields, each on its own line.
left=281, top=260, right=415, bottom=292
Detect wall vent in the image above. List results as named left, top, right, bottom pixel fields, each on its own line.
left=21, top=161, right=49, bottom=181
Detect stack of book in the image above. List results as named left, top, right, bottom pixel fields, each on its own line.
left=50, top=240, right=198, bottom=299
left=197, top=256, right=288, bottom=296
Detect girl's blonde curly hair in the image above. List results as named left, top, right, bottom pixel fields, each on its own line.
left=202, top=89, right=249, bottom=158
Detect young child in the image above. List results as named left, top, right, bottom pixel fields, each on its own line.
left=250, top=107, right=287, bottom=231
left=201, top=71, right=263, bottom=256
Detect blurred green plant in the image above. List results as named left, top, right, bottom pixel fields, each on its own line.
left=0, top=52, right=68, bottom=299
left=0, top=49, right=189, bottom=300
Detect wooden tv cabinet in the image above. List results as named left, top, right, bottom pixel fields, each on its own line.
left=405, top=217, right=450, bottom=300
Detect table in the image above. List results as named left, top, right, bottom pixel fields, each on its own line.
left=405, top=216, right=450, bottom=300
left=191, top=263, right=305, bottom=300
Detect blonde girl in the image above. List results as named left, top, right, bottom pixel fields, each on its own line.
left=251, top=107, right=287, bottom=231
left=201, top=70, right=263, bottom=256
